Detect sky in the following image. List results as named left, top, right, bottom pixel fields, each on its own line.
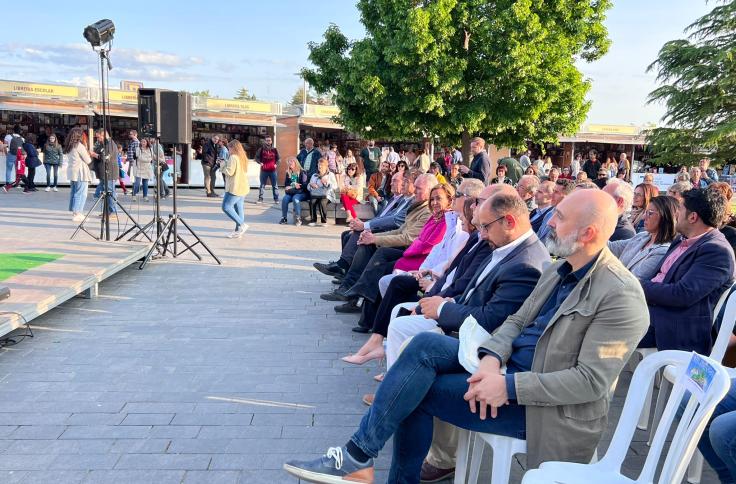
left=2, top=1, right=714, bottom=126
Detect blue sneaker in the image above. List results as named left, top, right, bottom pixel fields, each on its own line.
left=283, top=446, right=374, bottom=483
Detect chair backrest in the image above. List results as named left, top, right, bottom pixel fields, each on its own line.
left=596, top=350, right=730, bottom=483
left=711, top=283, right=736, bottom=361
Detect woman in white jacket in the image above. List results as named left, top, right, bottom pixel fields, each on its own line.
left=64, top=127, right=93, bottom=221
left=132, top=138, right=154, bottom=201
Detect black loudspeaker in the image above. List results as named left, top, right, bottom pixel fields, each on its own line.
left=160, top=91, right=192, bottom=144
left=137, top=88, right=165, bottom=138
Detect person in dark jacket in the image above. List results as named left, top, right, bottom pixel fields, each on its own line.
left=640, top=188, right=736, bottom=354
left=459, top=136, right=491, bottom=183
left=279, top=157, right=309, bottom=226
left=256, top=136, right=280, bottom=204
left=603, top=178, right=636, bottom=242
left=90, top=131, right=119, bottom=215
left=202, top=135, right=220, bottom=197
left=296, top=137, right=321, bottom=178
left=21, top=135, right=40, bottom=192
left=581, top=149, right=602, bottom=181
left=43, top=134, right=63, bottom=191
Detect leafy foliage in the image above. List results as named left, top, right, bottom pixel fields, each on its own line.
left=235, top=87, right=257, bottom=100
left=647, top=0, right=736, bottom=166
left=302, top=0, right=611, bottom=148
left=289, top=85, right=334, bottom=106
left=189, top=90, right=212, bottom=98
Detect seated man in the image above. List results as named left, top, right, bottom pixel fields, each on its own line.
left=321, top=174, right=436, bottom=313
left=530, top=180, right=554, bottom=233
left=602, top=178, right=635, bottom=241
left=537, top=178, right=575, bottom=242
left=314, top=172, right=411, bottom=278
left=283, top=189, right=649, bottom=483
left=385, top=189, right=550, bottom=367
left=516, top=174, right=540, bottom=212
left=640, top=187, right=736, bottom=354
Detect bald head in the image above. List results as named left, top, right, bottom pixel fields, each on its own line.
left=548, top=189, right=618, bottom=259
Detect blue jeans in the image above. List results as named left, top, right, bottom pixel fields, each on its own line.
left=350, top=332, right=526, bottom=483
left=45, top=164, right=58, bottom=188
left=281, top=192, right=308, bottom=218
left=133, top=178, right=149, bottom=197
left=94, top=181, right=104, bottom=198
left=5, top=154, right=16, bottom=184
left=698, top=378, right=736, bottom=483
left=100, top=180, right=117, bottom=214
left=222, top=192, right=245, bottom=230
left=259, top=170, right=278, bottom=201
left=69, top=181, right=88, bottom=213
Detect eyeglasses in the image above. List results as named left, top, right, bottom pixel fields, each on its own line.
left=644, top=209, right=659, bottom=217
left=478, top=216, right=505, bottom=232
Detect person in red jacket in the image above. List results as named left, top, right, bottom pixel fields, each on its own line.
left=255, top=136, right=280, bottom=204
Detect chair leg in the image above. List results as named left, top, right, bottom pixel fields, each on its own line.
left=454, top=429, right=471, bottom=484
left=468, top=433, right=485, bottom=484
left=687, top=451, right=704, bottom=484
left=648, top=377, right=673, bottom=446
left=489, top=440, right=515, bottom=484
left=637, top=376, right=655, bottom=431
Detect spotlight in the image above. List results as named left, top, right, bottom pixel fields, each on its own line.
left=83, top=19, right=115, bottom=47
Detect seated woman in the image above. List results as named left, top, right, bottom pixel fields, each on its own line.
left=608, top=195, right=678, bottom=279
left=307, top=158, right=337, bottom=227
left=629, top=182, right=660, bottom=232
left=343, top=193, right=479, bottom=367
left=428, top=162, right=447, bottom=184
left=491, top=165, right=513, bottom=185
left=709, top=182, right=736, bottom=255
left=279, top=157, right=309, bottom=226
left=339, top=163, right=366, bottom=223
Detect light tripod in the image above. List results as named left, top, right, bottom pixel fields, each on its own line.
left=71, top=43, right=144, bottom=242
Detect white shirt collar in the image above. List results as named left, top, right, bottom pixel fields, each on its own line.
left=491, top=229, right=535, bottom=261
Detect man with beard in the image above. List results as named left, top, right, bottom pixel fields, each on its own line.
left=283, top=189, right=649, bottom=483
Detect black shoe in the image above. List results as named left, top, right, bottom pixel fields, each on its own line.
left=335, top=300, right=362, bottom=314
left=279, top=217, right=288, bottom=225
left=351, top=326, right=370, bottom=333
left=331, top=278, right=342, bottom=285
left=313, top=262, right=346, bottom=277
left=320, top=288, right=349, bottom=302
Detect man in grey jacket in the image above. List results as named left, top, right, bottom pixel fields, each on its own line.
left=283, top=189, right=649, bottom=483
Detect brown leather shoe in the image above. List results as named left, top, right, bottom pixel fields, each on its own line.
left=420, top=461, right=455, bottom=483
left=362, top=393, right=374, bottom=406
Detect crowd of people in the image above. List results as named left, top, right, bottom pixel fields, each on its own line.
left=281, top=142, right=736, bottom=483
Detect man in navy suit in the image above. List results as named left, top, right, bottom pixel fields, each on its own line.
left=384, top=187, right=550, bottom=367
left=640, top=188, right=736, bottom=354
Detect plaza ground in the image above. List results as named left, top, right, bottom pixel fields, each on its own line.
left=0, top=188, right=720, bottom=483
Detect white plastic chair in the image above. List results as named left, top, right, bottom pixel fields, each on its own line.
left=520, top=350, right=731, bottom=484
left=635, top=284, right=734, bottom=432
left=454, top=430, right=526, bottom=484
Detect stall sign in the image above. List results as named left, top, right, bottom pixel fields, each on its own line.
left=631, top=172, right=676, bottom=192
left=307, top=104, right=340, bottom=118
left=205, top=98, right=275, bottom=114
left=0, top=80, right=79, bottom=98
left=585, top=124, right=639, bottom=135
left=108, top=90, right=138, bottom=103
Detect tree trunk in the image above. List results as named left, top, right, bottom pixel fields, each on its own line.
left=461, top=130, right=471, bottom=166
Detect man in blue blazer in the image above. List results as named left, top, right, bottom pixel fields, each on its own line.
left=385, top=188, right=550, bottom=366
left=314, top=172, right=411, bottom=278
left=458, top=136, right=492, bottom=183
left=640, top=188, right=736, bottom=354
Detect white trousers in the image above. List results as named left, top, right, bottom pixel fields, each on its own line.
left=386, top=314, right=442, bottom=368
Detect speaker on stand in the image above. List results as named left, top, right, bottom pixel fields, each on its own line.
left=136, top=90, right=221, bottom=269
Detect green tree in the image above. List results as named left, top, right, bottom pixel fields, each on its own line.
left=290, top=85, right=334, bottom=106
left=190, top=90, right=211, bottom=98
left=235, top=87, right=257, bottom=100
left=302, top=0, right=611, bottom=155
left=647, top=1, right=736, bottom=166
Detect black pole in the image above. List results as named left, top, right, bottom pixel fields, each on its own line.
left=172, top=144, right=178, bottom=257
left=100, top=48, right=110, bottom=241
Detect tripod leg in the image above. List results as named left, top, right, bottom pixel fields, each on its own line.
left=139, top=217, right=175, bottom=270
left=161, top=217, right=175, bottom=258
left=126, top=218, right=155, bottom=242
left=71, top=195, right=104, bottom=240
left=114, top=198, right=150, bottom=241
left=173, top=232, right=202, bottom=260
left=176, top=216, right=222, bottom=265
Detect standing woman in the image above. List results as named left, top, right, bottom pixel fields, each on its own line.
left=219, top=139, right=250, bottom=238
left=22, top=135, right=41, bottom=192
left=43, top=134, right=63, bottom=192
left=133, top=138, right=154, bottom=201
left=307, top=158, right=337, bottom=227
left=64, top=127, right=93, bottom=221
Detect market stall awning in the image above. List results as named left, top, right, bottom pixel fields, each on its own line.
left=558, top=134, right=647, bottom=145
left=299, top=116, right=343, bottom=130
left=192, top=110, right=276, bottom=127
left=95, top=104, right=137, bottom=118
left=0, top=99, right=94, bottom=117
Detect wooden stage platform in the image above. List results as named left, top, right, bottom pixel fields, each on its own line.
left=0, top=238, right=149, bottom=336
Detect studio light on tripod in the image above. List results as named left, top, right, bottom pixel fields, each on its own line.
left=83, top=19, right=115, bottom=47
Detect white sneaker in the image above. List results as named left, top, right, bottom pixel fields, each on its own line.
left=45, top=187, right=51, bottom=192
left=53, top=187, right=58, bottom=192
left=227, top=231, right=239, bottom=239
left=308, top=222, right=317, bottom=227
left=72, top=214, right=84, bottom=222
left=239, top=224, right=250, bottom=234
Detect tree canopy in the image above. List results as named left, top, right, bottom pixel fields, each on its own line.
left=289, top=85, right=333, bottom=106
left=235, top=87, right=257, bottom=100
left=647, top=0, right=736, bottom=166
left=302, top=0, right=611, bottom=149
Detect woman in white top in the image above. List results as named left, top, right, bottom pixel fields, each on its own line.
left=132, top=138, right=154, bottom=201
left=307, top=158, right=337, bottom=227
left=339, top=163, right=366, bottom=222
left=64, top=127, right=93, bottom=222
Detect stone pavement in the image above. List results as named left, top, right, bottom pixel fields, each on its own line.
left=0, top=187, right=720, bottom=483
